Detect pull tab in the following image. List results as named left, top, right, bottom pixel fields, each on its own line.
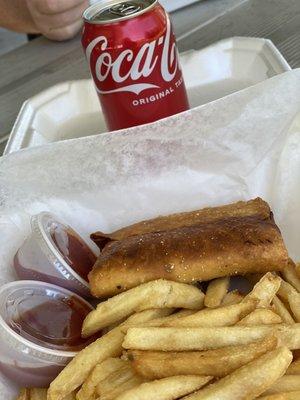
left=110, top=2, right=141, bottom=16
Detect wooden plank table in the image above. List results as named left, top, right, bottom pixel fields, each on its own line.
left=0, top=0, right=300, bottom=154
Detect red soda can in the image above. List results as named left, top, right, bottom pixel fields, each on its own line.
left=82, top=0, right=190, bottom=131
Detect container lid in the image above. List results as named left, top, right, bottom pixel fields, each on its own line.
left=31, top=212, right=97, bottom=293
left=83, top=0, right=157, bottom=24
left=0, top=281, right=94, bottom=358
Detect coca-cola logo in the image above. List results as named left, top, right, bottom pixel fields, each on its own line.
left=86, top=17, right=179, bottom=95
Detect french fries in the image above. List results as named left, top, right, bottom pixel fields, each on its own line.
left=204, top=277, right=229, bottom=308
left=82, top=280, right=204, bottom=338
left=128, top=336, right=278, bottom=379
left=44, top=250, right=300, bottom=400
left=76, top=358, right=125, bottom=400
left=113, top=376, right=212, bottom=400
left=99, top=376, right=142, bottom=400
left=237, top=309, right=282, bottom=326
left=243, top=273, right=281, bottom=307
left=48, top=309, right=172, bottom=400
left=181, top=347, right=292, bottom=399
left=30, top=389, right=48, bottom=400
left=258, top=392, right=300, bottom=400
left=123, top=324, right=300, bottom=351
left=102, top=320, right=127, bottom=334
left=48, top=327, right=124, bottom=400
left=145, top=300, right=257, bottom=328
left=287, top=359, right=300, bottom=375
left=277, top=280, right=298, bottom=302
left=96, top=361, right=143, bottom=400
left=16, top=389, right=29, bottom=400
left=17, top=389, right=60, bottom=400
left=282, top=261, right=300, bottom=292
left=276, top=278, right=300, bottom=322
left=287, top=292, right=300, bottom=322
left=272, top=296, right=295, bottom=324
left=263, top=375, right=300, bottom=395
left=143, top=310, right=196, bottom=327
left=296, top=263, right=300, bottom=279
left=18, top=390, right=76, bottom=400
left=222, top=290, right=244, bottom=305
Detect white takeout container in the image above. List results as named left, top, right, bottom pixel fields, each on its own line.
left=160, top=0, right=200, bottom=12
left=4, top=37, right=290, bottom=155
left=1, top=68, right=300, bottom=399
left=0, top=281, right=93, bottom=388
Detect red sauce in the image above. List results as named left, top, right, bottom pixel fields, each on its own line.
left=50, top=225, right=96, bottom=282
left=0, top=361, right=64, bottom=388
left=9, top=294, right=93, bottom=351
left=13, top=252, right=86, bottom=294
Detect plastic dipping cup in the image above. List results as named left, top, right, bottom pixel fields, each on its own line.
left=14, top=212, right=97, bottom=298
left=0, top=280, right=94, bottom=387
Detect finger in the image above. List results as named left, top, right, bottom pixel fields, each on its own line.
left=35, top=1, right=88, bottom=31
left=29, top=0, right=88, bottom=15
left=42, top=19, right=83, bottom=41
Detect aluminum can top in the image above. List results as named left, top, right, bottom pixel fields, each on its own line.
left=83, top=0, right=157, bottom=24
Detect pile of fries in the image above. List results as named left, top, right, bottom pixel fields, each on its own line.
left=18, top=263, right=300, bottom=400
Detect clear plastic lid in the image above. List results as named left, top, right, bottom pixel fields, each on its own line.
left=0, top=281, right=94, bottom=355
left=41, top=215, right=96, bottom=282
left=14, top=213, right=97, bottom=297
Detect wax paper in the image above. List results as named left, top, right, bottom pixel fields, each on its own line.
left=0, top=69, right=300, bottom=397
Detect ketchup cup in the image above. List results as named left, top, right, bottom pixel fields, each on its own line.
left=0, top=280, right=94, bottom=387
left=14, top=212, right=97, bottom=298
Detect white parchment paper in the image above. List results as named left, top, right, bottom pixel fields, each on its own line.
left=0, top=69, right=300, bottom=397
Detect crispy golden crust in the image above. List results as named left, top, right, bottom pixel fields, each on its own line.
left=89, top=209, right=288, bottom=298
left=91, top=198, right=270, bottom=250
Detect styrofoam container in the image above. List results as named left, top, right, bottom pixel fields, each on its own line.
left=1, top=68, right=300, bottom=398
left=159, top=0, right=200, bottom=12
left=4, top=37, right=291, bottom=155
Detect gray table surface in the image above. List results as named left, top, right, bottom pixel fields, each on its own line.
left=1, top=0, right=300, bottom=155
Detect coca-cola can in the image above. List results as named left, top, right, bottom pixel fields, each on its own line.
left=82, top=0, right=190, bottom=131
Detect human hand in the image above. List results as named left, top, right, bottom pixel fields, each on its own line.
left=26, top=0, right=89, bottom=41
